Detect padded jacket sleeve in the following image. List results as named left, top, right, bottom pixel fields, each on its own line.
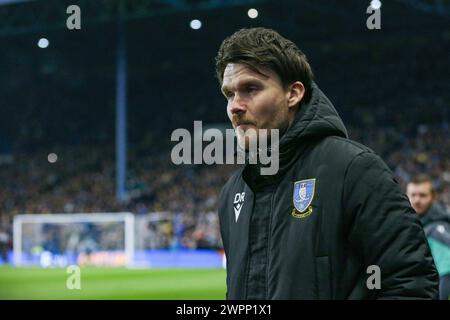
left=343, top=152, right=439, bottom=299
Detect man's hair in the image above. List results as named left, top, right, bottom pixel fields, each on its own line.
left=409, top=174, right=436, bottom=195
left=215, top=27, right=314, bottom=103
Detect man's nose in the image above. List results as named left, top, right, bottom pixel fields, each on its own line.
left=412, top=197, right=421, bottom=206
left=229, top=95, right=247, bottom=115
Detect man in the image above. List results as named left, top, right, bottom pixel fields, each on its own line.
left=407, top=175, right=450, bottom=300
left=215, top=27, right=438, bottom=299
left=0, top=228, right=10, bottom=265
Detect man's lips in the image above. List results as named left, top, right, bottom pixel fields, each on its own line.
left=235, top=122, right=255, bottom=130
left=237, top=124, right=253, bottom=130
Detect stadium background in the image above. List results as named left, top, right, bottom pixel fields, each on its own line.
left=0, top=0, right=449, bottom=299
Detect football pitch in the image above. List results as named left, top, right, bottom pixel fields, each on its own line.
left=0, top=266, right=226, bottom=300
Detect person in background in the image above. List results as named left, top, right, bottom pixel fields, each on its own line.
left=0, top=228, right=10, bottom=265
left=407, top=174, right=450, bottom=300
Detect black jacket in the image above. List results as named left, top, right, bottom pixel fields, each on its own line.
left=420, top=203, right=450, bottom=299
left=218, top=83, right=439, bottom=299
left=420, top=203, right=450, bottom=242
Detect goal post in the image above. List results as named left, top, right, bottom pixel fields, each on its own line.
left=13, top=212, right=135, bottom=268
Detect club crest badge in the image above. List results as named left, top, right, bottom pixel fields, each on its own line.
left=292, top=179, right=316, bottom=218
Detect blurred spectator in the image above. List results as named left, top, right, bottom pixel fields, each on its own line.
left=0, top=228, right=10, bottom=264
left=406, top=174, right=450, bottom=300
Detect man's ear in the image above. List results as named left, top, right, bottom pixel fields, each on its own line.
left=287, top=81, right=305, bottom=110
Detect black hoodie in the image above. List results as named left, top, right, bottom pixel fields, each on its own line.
left=218, top=83, right=439, bottom=299
left=420, top=203, right=450, bottom=275
left=421, top=203, right=450, bottom=238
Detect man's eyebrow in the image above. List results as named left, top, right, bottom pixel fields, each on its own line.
left=239, top=79, right=264, bottom=86
left=221, top=78, right=264, bottom=94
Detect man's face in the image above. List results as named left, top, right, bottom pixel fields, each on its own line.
left=221, top=63, right=295, bottom=150
left=406, top=182, right=435, bottom=216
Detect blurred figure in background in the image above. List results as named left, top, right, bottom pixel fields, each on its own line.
left=407, top=174, right=450, bottom=300
left=0, top=228, right=10, bottom=264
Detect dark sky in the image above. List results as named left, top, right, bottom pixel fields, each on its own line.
left=0, top=0, right=449, bottom=152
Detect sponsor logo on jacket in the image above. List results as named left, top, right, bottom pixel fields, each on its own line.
left=233, top=192, right=245, bottom=222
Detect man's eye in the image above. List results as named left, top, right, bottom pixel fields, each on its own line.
left=245, top=86, right=258, bottom=93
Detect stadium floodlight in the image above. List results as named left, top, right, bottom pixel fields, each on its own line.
left=13, top=212, right=135, bottom=268
left=190, top=19, right=202, bottom=30
left=37, top=38, right=49, bottom=48
left=370, top=0, right=382, bottom=10
left=248, top=8, right=258, bottom=19
left=47, top=153, right=57, bottom=163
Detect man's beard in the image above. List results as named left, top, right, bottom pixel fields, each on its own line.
left=235, top=127, right=282, bottom=162
left=235, top=123, right=289, bottom=151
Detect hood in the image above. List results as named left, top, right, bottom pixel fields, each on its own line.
left=243, top=82, right=348, bottom=190
left=279, top=81, right=348, bottom=150
left=420, top=202, right=450, bottom=227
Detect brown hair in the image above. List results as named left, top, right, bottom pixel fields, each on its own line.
left=409, top=174, right=436, bottom=195
left=215, top=27, right=314, bottom=103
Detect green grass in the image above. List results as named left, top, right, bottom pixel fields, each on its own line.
left=0, top=266, right=227, bottom=300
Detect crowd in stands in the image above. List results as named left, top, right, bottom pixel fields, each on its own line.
left=0, top=143, right=237, bottom=252
left=0, top=121, right=449, bottom=253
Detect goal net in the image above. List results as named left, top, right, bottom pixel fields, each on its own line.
left=13, top=213, right=134, bottom=268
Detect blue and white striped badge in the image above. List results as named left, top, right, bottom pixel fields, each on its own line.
left=293, top=179, right=316, bottom=213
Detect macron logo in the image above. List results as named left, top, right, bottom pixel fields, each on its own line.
left=233, top=192, right=245, bottom=222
